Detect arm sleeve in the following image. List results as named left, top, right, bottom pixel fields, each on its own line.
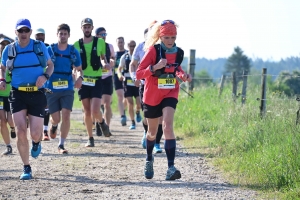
left=74, top=48, right=82, bottom=67
left=136, top=46, right=156, bottom=80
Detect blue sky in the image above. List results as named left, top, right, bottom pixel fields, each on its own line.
left=0, top=0, right=299, bottom=61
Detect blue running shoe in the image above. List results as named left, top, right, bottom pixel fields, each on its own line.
left=165, top=165, right=181, bottom=180
left=153, top=143, right=162, bottom=153
left=141, top=131, right=146, bottom=149
left=20, top=166, right=32, bottom=180
left=129, top=124, right=136, bottom=130
left=121, top=115, right=127, bottom=126
left=136, top=112, right=142, bottom=123
left=144, top=156, right=154, bottom=179
left=31, top=141, right=41, bottom=158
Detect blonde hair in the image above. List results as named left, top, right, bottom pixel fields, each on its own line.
left=143, top=21, right=179, bottom=51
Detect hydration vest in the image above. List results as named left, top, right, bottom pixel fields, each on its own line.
left=78, top=37, right=102, bottom=71
left=6, top=40, right=47, bottom=72
left=123, top=52, right=131, bottom=73
left=152, top=44, right=184, bottom=77
left=105, top=43, right=111, bottom=64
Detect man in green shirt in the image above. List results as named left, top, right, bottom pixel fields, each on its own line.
left=74, top=18, right=112, bottom=147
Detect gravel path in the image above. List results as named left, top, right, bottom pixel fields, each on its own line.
left=0, top=109, right=258, bottom=199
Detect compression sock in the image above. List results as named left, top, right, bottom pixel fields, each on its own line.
left=156, top=124, right=163, bottom=144
left=164, top=139, right=176, bottom=167
left=146, top=139, right=156, bottom=161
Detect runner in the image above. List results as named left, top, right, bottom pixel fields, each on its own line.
left=0, top=18, right=54, bottom=180
left=46, top=23, right=82, bottom=154
left=136, top=20, right=192, bottom=180
left=94, top=27, right=115, bottom=135
left=74, top=18, right=111, bottom=147
left=114, top=37, right=127, bottom=126
left=0, top=37, right=15, bottom=155
left=34, top=28, right=51, bottom=141
left=130, top=21, right=163, bottom=153
left=117, top=40, right=141, bottom=130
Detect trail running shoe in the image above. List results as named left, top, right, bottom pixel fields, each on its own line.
left=95, top=122, right=102, bottom=136
left=31, top=142, right=41, bottom=158
left=121, top=115, right=127, bottom=126
left=42, top=130, right=50, bottom=141
left=141, top=132, right=146, bottom=149
left=20, top=166, right=32, bottom=180
left=99, top=120, right=111, bottom=137
left=10, top=128, right=16, bottom=138
left=144, top=156, right=154, bottom=179
left=2, top=145, right=12, bottom=155
left=136, top=112, right=142, bottom=123
left=58, top=145, right=68, bottom=154
left=50, top=125, right=58, bottom=139
left=153, top=144, right=162, bottom=153
left=165, top=165, right=181, bottom=180
left=85, top=137, right=95, bottom=147
left=129, top=124, right=136, bottom=130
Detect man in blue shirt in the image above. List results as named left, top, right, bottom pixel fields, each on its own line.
left=46, top=23, right=83, bottom=154
left=0, top=18, right=54, bottom=180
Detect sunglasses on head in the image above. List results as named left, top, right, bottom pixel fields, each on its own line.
left=17, top=28, right=30, bottom=33
left=98, top=33, right=107, bottom=37
left=161, top=20, right=175, bottom=26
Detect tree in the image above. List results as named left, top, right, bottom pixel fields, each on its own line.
left=225, top=46, right=251, bottom=82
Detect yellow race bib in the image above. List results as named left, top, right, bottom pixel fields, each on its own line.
left=158, top=78, right=176, bottom=89
left=18, top=86, right=38, bottom=92
left=82, top=77, right=96, bottom=86
left=52, top=80, right=68, bottom=89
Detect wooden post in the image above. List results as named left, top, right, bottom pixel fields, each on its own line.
left=232, top=72, right=237, bottom=103
left=219, top=74, right=226, bottom=96
left=260, top=68, right=267, bottom=118
left=241, top=70, right=248, bottom=105
left=187, top=49, right=196, bottom=93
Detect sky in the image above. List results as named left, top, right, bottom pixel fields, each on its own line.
left=0, top=0, right=299, bottom=61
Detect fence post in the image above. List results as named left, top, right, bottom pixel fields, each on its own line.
left=219, top=74, right=226, bottom=96
left=241, top=70, right=248, bottom=105
left=187, top=49, right=196, bottom=93
left=232, top=72, right=237, bottom=103
left=260, top=68, right=267, bottom=118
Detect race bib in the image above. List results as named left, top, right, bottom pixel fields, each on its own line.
left=52, top=80, right=68, bottom=89
left=18, top=86, right=38, bottom=92
left=126, top=78, right=134, bottom=86
left=0, top=98, right=3, bottom=110
left=82, top=77, right=96, bottom=86
left=102, top=69, right=110, bottom=76
left=158, top=78, right=176, bottom=89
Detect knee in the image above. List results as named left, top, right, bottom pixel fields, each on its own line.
left=163, top=123, right=173, bottom=134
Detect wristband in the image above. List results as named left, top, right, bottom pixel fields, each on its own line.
left=150, top=65, right=155, bottom=74
left=117, top=72, right=122, bottom=79
left=43, top=73, right=50, bottom=80
left=130, top=72, right=136, bottom=81
left=0, top=78, right=6, bottom=83
left=79, top=75, right=84, bottom=80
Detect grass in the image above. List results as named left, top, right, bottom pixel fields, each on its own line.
left=174, top=83, right=300, bottom=199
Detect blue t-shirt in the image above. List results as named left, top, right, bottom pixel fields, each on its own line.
left=1, top=39, right=50, bottom=89
left=46, top=44, right=81, bottom=92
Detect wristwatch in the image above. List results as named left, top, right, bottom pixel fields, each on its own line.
left=43, top=73, right=50, bottom=80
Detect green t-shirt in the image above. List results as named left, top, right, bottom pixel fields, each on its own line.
left=74, top=37, right=106, bottom=77
left=0, top=58, right=11, bottom=97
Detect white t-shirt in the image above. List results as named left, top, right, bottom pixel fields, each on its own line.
left=132, top=42, right=145, bottom=62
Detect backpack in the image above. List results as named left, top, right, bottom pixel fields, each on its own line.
left=50, top=43, right=76, bottom=74
left=152, top=44, right=184, bottom=77
left=78, top=37, right=102, bottom=71
left=7, top=40, right=47, bottom=71
left=123, top=52, right=131, bottom=72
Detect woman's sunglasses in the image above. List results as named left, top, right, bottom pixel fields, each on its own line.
left=161, top=20, right=175, bottom=26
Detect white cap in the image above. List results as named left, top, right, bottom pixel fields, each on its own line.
left=35, top=28, right=45, bottom=35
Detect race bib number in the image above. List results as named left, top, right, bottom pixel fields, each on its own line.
left=0, top=98, right=3, bottom=110
left=102, top=69, right=110, bottom=76
left=82, top=77, right=96, bottom=86
left=52, top=80, right=68, bottom=89
left=158, top=78, right=176, bottom=89
left=18, top=86, right=38, bottom=92
left=126, top=78, right=134, bottom=86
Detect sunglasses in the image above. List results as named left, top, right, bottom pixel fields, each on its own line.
left=98, top=33, right=107, bottom=37
left=17, top=28, right=30, bottom=33
left=161, top=20, right=175, bottom=26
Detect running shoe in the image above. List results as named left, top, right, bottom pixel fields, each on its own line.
left=2, top=145, right=12, bottom=155
left=141, top=131, right=146, bottom=149
left=144, top=156, right=154, bottom=179
left=10, top=128, right=16, bottom=139
left=99, top=120, right=111, bottom=137
left=95, top=122, right=102, bottom=136
left=153, top=143, right=162, bottom=153
left=58, top=145, right=68, bottom=154
left=136, top=112, right=142, bottom=123
left=31, top=142, right=41, bottom=158
left=129, top=124, right=136, bottom=130
left=42, top=130, right=50, bottom=141
left=50, top=125, right=58, bottom=139
left=120, top=115, right=127, bottom=126
left=20, top=166, right=32, bottom=180
left=165, top=165, right=181, bottom=180
left=85, top=137, right=95, bottom=147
